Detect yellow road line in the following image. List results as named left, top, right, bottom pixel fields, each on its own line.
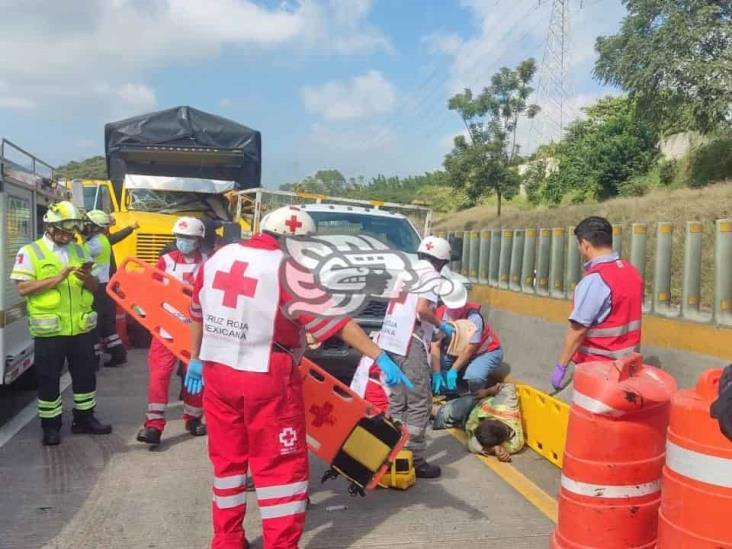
left=447, top=428, right=558, bottom=523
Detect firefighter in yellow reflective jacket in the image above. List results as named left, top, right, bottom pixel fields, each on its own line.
left=82, top=209, right=127, bottom=367
left=11, top=201, right=112, bottom=446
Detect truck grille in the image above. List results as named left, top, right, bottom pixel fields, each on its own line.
left=135, top=233, right=175, bottom=263
left=359, top=300, right=388, bottom=318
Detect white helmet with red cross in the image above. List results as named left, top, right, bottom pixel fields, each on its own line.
left=260, top=206, right=315, bottom=236
left=418, top=235, right=451, bottom=261
left=172, top=216, right=205, bottom=238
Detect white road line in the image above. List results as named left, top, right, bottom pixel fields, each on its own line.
left=0, top=372, right=72, bottom=449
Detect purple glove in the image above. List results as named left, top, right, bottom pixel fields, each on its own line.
left=551, top=363, right=568, bottom=390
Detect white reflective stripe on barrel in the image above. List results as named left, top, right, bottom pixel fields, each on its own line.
left=561, top=474, right=661, bottom=498
left=572, top=390, right=625, bottom=417
left=666, top=441, right=732, bottom=489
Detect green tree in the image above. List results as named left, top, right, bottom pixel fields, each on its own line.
left=444, top=58, right=540, bottom=216
left=55, top=156, right=108, bottom=180
left=279, top=169, right=347, bottom=194
left=542, top=95, right=658, bottom=203
left=594, top=0, right=732, bottom=134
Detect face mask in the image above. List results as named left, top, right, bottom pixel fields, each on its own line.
left=176, top=238, right=197, bottom=255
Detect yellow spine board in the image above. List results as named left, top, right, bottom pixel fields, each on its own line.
left=516, top=384, right=570, bottom=468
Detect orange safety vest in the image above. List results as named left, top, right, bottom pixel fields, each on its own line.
left=572, top=259, right=643, bottom=364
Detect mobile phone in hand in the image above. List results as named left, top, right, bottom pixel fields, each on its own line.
left=79, top=261, right=94, bottom=272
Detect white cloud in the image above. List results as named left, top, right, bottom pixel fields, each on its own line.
left=303, top=70, right=397, bottom=121
left=116, top=83, right=157, bottom=113
left=423, top=32, right=463, bottom=55
left=299, top=0, right=394, bottom=55
left=428, top=0, right=628, bottom=152
left=0, top=97, right=36, bottom=111
left=0, top=0, right=392, bottom=115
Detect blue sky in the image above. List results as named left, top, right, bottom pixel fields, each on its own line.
left=0, top=0, right=628, bottom=188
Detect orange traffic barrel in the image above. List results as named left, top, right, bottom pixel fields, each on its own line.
left=552, top=353, right=677, bottom=549
left=115, top=305, right=130, bottom=348
left=657, top=369, right=732, bottom=548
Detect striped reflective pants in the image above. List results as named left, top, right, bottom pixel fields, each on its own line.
left=35, top=332, right=97, bottom=431
left=204, top=356, right=309, bottom=549
left=144, top=338, right=203, bottom=431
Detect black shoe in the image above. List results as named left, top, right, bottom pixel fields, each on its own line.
left=104, top=345, right=127, bottom=368
left=42, top=430, right=61, bottom=446
left=415, top=461, right=441, bottom=479
left=137, top=427, right=162, bottom=445
left=71, top=415, right=112, bottom=435
left=185, top=419, right=207, bottom=436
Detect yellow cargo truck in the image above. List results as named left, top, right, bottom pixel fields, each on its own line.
left=69, top=106, right=261, bottom=265
left=69, top=178, right=248, bottom=265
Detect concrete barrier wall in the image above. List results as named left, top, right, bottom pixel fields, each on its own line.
left=472, top=285, right=731, bottom=399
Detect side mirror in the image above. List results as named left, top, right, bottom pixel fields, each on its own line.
left=448, top=234, right=463, bottom=261
left=222, top=222, right=242, bottom=244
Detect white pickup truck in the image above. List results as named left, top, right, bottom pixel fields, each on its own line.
left=234, top=189, right=466, bottom=384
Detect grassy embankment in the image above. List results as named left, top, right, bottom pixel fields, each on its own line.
left=434, top=182, right=732, bottom=310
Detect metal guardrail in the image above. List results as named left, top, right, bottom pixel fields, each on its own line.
left=440, top=220, right=732, bottom=328
left=0, top=138, right=54, bottom=179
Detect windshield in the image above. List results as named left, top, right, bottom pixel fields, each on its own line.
left=82, top=185, right=113, bottom=213
left=127, top=189, right=231, bottom=219
left=308, top=211, right=421, bottom=253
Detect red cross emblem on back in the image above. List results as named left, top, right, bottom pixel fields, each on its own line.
left=285, top=215, right=302, bottom=234
left=212, top=261, right=259, bottom=309
left=425, top=241, right=434, bottom=250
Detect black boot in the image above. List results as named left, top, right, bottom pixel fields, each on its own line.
left=137, top=426, right=162, bottom=445
left=104, top=345, right=127, bottom=368
left=185, top=418, right=207, bottom=436
left=71, top=413, right=112, bottom=435
left=415, top=461, right=441, bottom=479
left=42, top=429, right=61, bottom=446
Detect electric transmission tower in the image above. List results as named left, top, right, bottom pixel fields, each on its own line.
left=531, top=0, right=580, bottom=145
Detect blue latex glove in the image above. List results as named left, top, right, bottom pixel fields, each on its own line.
left=446, top=368, right=458, bottom=391
left=375, top=352, right=414, bottom=389
left=439, top=322, right=454, bottom=337
left=551, top=363, right=569, bottom=390
left=185, top=359, right=204, bottom=395
left=432, top=372, right=445, bottom=394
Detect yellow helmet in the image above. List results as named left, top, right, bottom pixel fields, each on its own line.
left=44, top=201, right=83, bottom=231
left=86, top=209, right=112, bottom=228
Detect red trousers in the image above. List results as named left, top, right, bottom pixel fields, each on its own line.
left=204, top=354, right=309, bottom=549
left=364, top=364, right=389, bottom=412
left=145, top=338, right=203, bottom=431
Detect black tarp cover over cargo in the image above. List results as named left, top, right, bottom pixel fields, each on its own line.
left=104, top=106, right=261, bottom=191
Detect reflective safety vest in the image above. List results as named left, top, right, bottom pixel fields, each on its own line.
left=572, top=258, right=642, bottom=364
left=85, top=233, right=112, bottom=283
left=24, top=239, right=97, bottom=337
left=436, top=303, right=501, bottom=354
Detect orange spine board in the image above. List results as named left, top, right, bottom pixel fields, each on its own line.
left=107, top=256, right=408, bottom=491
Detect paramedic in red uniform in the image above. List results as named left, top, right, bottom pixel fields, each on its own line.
left=551, top=216, right=643, bottom=390
left=186, top=205, right=411, bottom=549
left=136, top=217, right=208, bottom=445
